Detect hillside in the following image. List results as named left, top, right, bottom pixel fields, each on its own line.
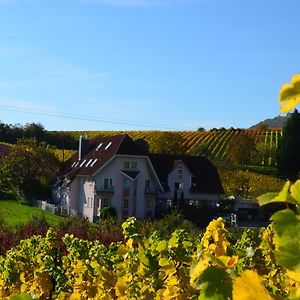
left=51, top=128, right=282, bottom=164
left=250, top=114, right=290, bottom=129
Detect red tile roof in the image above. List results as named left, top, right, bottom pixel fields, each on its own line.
left=61, top=135, right=146, bottom=177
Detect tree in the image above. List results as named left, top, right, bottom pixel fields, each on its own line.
left=226, top=134, right=257, bottom=166
left=277, top=109, right=300, bottom=180
left=149, top=131, right=187, bottom=155
left=0, top=138, right=60, bottom=199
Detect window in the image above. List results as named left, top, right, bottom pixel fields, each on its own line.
left=123, top=199, right=129, bottom=209
left=96, top=143, right=103, bottom=151
left=174, top=182, right=180, bottom=189
left=79, top=159, right=87, bottom=167
left=179, top=182, right=184, bottom=190
left=123, top=178, right=130, bottom=188
left=124, top=161, right=137, bottom=169
left=104, top=178, right=113, bottom=189
left=90, top=158, right=98, bottom=167
left=85, top=159, right=93, bottom=167
left=178, top=166, right=183, bottom=178
left=102, top=198, right=109, bottom=207
left=146, top=198, right=152, bottom=210
left=105, top=142, right=112, bottom=150
left=131, top=161, right=137, bottom=169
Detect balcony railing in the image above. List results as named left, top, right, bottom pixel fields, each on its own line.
left=96, top=186, right=114, bottom=194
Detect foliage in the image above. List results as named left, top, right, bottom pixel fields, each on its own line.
left=190, top=143, right=210, bottom=157
left=226, top=134, right=257, bottom=165
left=255, top=143, right=277, bottom=167
left=99, top=207, right=117, bottom=220
left=277, top=109, right=300, bottom=180
left=219, top=169, right=284, bottom=198
left=257, top=179, right=300, bottom=298
left=149, top=131, right=188, bottom=155
left=0, top=138, right=60, bottom=198
left=279, top=73, right=300, bottom=113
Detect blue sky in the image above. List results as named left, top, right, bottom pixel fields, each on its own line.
left=0, top=0, right=300, bottom=131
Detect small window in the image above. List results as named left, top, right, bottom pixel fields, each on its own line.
left=71, top=162, right=76, bottom=168
left=105, top=142, right=112, bottom=150
left=104, top=178, right=113, bottom=189
left=102, top=198, right=109, bottom=207
left=96, top=143, right=103, bottom=151
left=123, top=199, right=129, bottom=209
left=123, top=178, right=130, bottom=188
left=179, top=182, right=184, bottom=190
left=124, top=161, right=137, bottom=169
left=124, top=161, right=130, bottom=169
left=146, top=199, right=152, bottom=210
left=74, top=161, right=80, bottom=168
left=90, top=158, right=98, bottom=167
left=79, top=159, right=87, bottom=167
left=131, top=161, right=137, bottom=169
left=178, top=166, right=183, bottom=178
left=174, top=182, right=180, bottom=189
left=85, top=158, right=93, bottom=167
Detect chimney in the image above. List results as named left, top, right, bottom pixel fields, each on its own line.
left=78, top=135, right=89, bottom=160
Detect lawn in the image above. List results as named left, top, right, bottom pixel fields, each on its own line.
left=0, top=200, right=64, bottom=228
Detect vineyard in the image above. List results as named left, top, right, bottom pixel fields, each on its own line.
left=50, top=128, right=283, bottom=163
left=0, top=179, right=299, bottom=299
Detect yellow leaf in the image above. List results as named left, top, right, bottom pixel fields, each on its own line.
left=159, top=257, right=170, bottom=267
left=279, top=74, right=300, bottom=113
left=233, top=270, right=273, bottom=300
left=287, top=270, right=300, bottom=282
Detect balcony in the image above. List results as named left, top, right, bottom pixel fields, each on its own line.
left=144, top=187, right=157, bottom=195
left=96, top=186, right=114, bottom=194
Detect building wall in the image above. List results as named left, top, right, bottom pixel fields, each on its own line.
left=94, top=155, right=159, bottom=219
left=163, top=162, right=219, bottom=203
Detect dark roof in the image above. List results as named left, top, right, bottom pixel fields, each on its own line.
left=61, top=135, right=146, bottom=177
left=149, top=154, right=224, bottom=194
left=0, top=144, right=11, bottom=160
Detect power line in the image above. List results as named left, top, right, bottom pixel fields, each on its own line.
left=0, top=104, right=195, bottom=131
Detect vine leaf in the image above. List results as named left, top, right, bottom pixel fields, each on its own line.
left=193, top=266, right=232, bottom=300
left=279, top=74, right=300, bottom=113
left=233, top=270, right=273, bottom=300
left=290, top=180, right=300, bottom=204
left=271, top=209, right=300, bottom=272
left=257, top=181, right=297, bottom=206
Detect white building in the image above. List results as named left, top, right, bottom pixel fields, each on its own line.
left=52, top=135, right=224, bottom=221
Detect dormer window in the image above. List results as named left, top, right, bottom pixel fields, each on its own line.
left=178, top=166, right=183, bottom=179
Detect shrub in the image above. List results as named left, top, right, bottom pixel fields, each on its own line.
left=99, top=206, right=117, bottom=220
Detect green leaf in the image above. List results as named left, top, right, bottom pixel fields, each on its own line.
left=156, top=240, right=168, bottom=253
left=290, top=180, right=300, bottom=205
left=194, top=267, right=232, bottom=300
left=271, top=209, right=300, bottom=272
left=257, top=181, right=297, bottom=206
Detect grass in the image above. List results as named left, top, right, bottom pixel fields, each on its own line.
left=0, top=199, right=64, bottom=228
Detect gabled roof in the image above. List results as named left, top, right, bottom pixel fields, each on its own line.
left=61, top=135, right=146, bottom=177
left=149, top=154, right=224, bottom=194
